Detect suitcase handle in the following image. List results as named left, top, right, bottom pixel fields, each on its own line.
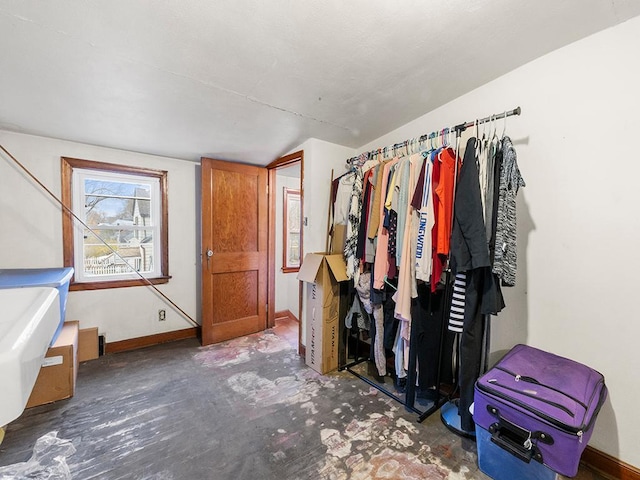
left=487, top=406, right=548, bottom=464
left=489, top=421, right=539, bottom=463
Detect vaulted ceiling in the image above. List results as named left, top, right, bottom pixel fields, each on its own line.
left=1, top=1, right=639, bottom=164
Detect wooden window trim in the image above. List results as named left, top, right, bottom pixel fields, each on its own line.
left=61, top=157, right=169, bottom=291
left=282, top=187, right=301, bottom=273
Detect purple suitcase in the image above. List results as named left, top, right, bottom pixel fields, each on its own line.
left=474, top=344, right=607, bottom=477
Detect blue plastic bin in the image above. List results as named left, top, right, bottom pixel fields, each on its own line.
left=0, top=268, right=74, bottom=345
left=476, top=425, right=559, bottom=480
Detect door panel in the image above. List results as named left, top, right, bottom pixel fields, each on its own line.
left=211, top=169, right=259, bottom=253
left=201, top=158, right=268, bottom=345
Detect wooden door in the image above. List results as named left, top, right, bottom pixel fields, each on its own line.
left=201, top=158, right=268, bottom=345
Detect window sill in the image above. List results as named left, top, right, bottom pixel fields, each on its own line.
left=69, top=276, right=171, bottom=291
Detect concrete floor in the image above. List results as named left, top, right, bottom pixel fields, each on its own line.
left=0, top=320, right=612, bottom=479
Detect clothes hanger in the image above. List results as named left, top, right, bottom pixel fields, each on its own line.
left=474, top=119, right=480, bottom=151
left=502, top=111, right=507, bottom=138
left=489, top=115, right=498, bottom=140
left=383, top=276, right=397, bottom=291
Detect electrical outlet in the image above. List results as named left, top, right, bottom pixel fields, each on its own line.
left=158, top=309, right=166, bottom=321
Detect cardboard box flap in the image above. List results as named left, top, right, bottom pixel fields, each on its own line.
left=297, top=253, right=325, bottom=282
left=325, top=254, right=349, bottom=282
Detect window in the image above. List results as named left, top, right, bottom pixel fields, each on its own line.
left=61, top=157, right=169, bottom=290
left=282, top=187, right=301, bottom=273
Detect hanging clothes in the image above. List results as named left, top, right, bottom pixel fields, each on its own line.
left=372, top=157, right=400, bottom=290
left=483, top=134, right=501, bottom=241
left=393, top=153, right=421, bottom=324
left=344, top=165, right=364, bottom=281
left=394, top=154, right=423, bottom=372
left=450, top=137, right=505, bottom=432
left=355, top=270, right=373, bottom=315
left=450, top=137, right=491, bottom=274
left=333, top=172, right=356, bottom=226
left=338, top=107, right=524, bottom=430
left=492, top=135, right=526, bottom=287
left=430, top=147, right=458, bottom=292
left=345, top=294, right=370, bottom=331
left=392, top=158, right=410, bottom=266
left=447, top=272, right=466, bottom=333
left=435, top=147, right=459, bottom=257
left=412, top=151, right=435, bottom=283
left=367, top=160, right=388, bottom=239
left=344, top=156, right=378, bottom=280
left=355, top=168, right=374, bottom=261
left=384, top=163, right=400, bottom=280
left=412, top=282, right=449, bottom=391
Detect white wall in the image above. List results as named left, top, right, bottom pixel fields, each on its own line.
left=0, top=131, right=199, bottom=343
left=299, top=138, right=356, bottom=254
left=297, top=138, right=355, bottom=343
left=355, top=16, right=640, bottom=467
left=275, top=173, right=301, bottom=316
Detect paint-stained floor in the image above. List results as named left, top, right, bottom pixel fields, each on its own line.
left=0, top=323, right=612, bottom=480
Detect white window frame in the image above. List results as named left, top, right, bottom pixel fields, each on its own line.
left=61, top=157, right=169, bottom=291
left=72, top=168, right=162, bottom=282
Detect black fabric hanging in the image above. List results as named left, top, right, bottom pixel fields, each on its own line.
left=450, top=137, right=505, bottom=431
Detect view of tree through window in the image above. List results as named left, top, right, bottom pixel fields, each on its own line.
left=61, top=156, right=168, bottom=290
left=82, top=179, right=154, bottom=277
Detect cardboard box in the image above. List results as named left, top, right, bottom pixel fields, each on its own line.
left=78, top=327, right=99, bottom=362
left=298, top=253, right=349, bottom=374
left=330, top=224, right=347, bottom=254
left=26, top=321, right=79, bottom=408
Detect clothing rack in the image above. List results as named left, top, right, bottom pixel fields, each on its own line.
left=340, top=280, right=453, bottom=421
left=339, top=105, right=522, bottom=424
left=345, top=106, right=521, bottom=168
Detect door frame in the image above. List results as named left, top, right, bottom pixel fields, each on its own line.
left=266, top=150, right=304, bottom=356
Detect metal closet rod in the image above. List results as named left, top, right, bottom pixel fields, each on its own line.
left=346, top=106, right=522, bottom=164
left=454, top=106, right=521, bottom=133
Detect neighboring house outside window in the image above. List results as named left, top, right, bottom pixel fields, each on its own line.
left=61, top=157, right=169, bottom=290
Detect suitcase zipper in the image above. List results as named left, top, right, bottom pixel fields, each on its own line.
left=478, top=379, right=606, bottom=438
left=494, top=366, right=588, bottom=410
left=486, top=379, right=574, bottom=417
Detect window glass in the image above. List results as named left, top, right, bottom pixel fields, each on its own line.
left=61, top=157, right=169, bottom=290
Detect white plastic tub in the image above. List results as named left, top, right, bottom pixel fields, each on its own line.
left=0, top=268, right=73, bottom=345
left=0, top=287, right=60, bottom=427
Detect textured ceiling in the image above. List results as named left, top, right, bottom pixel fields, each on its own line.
left=1, top=0, right=639, bottom=165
